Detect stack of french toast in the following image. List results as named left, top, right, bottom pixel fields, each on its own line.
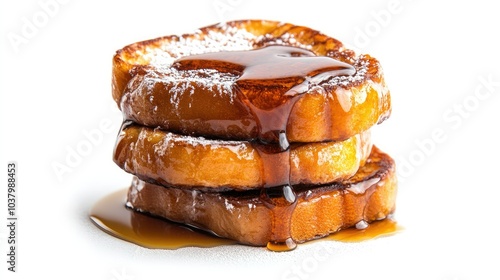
left=111, top=20, right=397, bottom=251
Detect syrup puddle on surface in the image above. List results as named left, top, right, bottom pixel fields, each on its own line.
left=89, top=189, right=236, bottom=249
left=90, top=188, right=401, bottom=250
left=327, top=218, right=402, bottom=243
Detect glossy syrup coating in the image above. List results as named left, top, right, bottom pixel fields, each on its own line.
left=109, top=20, right=395, bottom=251
left=113, top=20, right=391, bottom=142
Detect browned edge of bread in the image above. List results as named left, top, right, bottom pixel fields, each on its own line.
left=126, top=146, right=397, bottom=246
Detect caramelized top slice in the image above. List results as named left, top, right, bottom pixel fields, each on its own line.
left=113, top=20, right=391, bottom=142
left=173, top=45, right=356, bottom=110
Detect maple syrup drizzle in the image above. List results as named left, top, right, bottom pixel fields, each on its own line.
left=90, top=189, right=400, bottom=249
left=327, top=218, right=402, bottom=242
left=174, top=45, right=355, bottom=251
left=90, top=189, right=236, bottom=249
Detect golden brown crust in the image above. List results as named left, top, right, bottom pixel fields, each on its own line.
left=113, top=123, right=372, bottom=190
left=126, top=146, right=397, bottom=246
left=112, top=20, right=391, bottom=142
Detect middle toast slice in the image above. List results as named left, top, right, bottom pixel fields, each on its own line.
left=114, top=123, right=372, bottom=191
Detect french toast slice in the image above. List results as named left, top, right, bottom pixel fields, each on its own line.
left=113, top=20, right=391, bottom=142
left=113, top=123, right=372, bottom=190
left=126, top=146, right=397, bottom=246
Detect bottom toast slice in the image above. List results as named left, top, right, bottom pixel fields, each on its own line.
left=126, top=146, right=397, bottom=246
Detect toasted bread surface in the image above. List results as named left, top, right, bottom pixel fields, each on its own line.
left=114, top=123, right=372, bottom=190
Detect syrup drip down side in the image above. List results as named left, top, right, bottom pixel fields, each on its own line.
left=91, top=144, right=399, bottom=250
left=173, top=45, right=356, bottom=251
left=116, top=20, right=392, bottom=143
left=104, top=20, right=397, bottom=252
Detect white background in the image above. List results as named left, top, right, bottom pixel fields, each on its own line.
left=1, top=0, right=500, bottom=279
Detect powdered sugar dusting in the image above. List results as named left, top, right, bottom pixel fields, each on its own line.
left=211, top=142, right=255, bottom=161
left=124, top=21, right=374, bottom=115
left=324, top=58, right=369, bottom=88
left=127, top=25, right=257, bottom=110
left=143, top=25, right=256, bottom=67
left=152, top=129, right=255, bottom=161
left=138, top=68, right=238, bottom=109
left=255, top=32, right=313, bottom=51
left=224, top=198, right=235, bottom=212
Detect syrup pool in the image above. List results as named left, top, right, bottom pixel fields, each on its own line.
left=90, top=189, right=401, bottom=250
